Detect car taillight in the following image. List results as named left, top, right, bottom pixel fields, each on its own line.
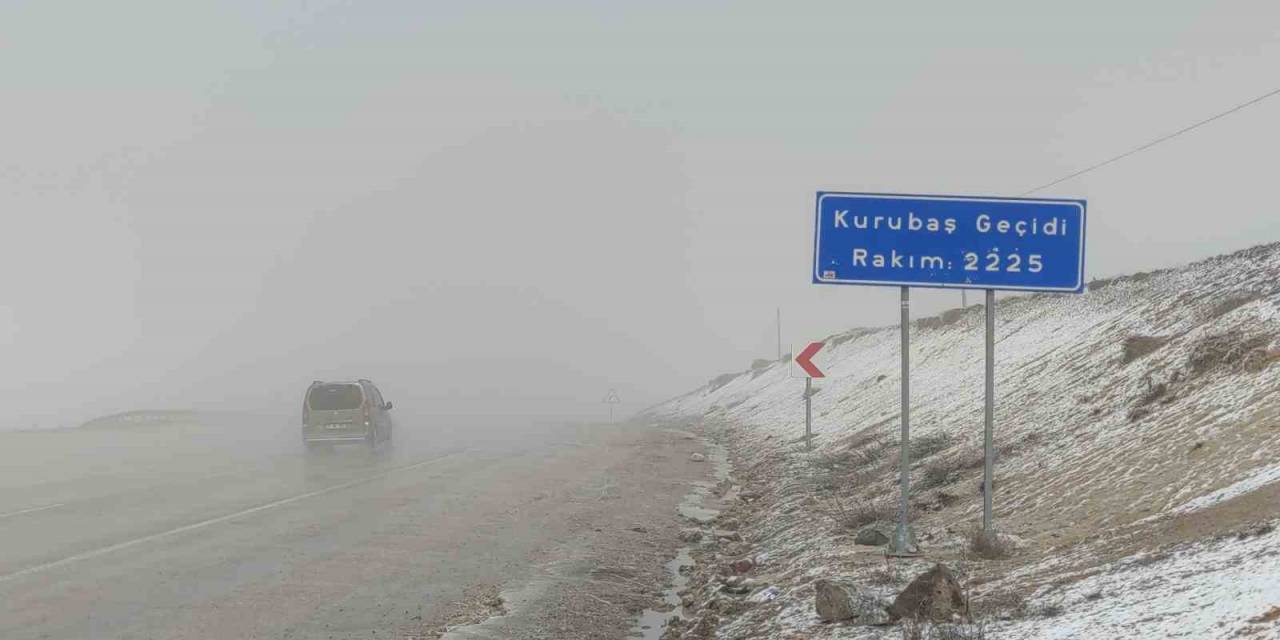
left=362, top=404, right=370, bottom=424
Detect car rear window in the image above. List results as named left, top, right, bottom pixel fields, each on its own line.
left=307, top=384, right=364, bottom=411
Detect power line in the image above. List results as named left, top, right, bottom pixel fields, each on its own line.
left=1021, top=85, right=1280, bottom=196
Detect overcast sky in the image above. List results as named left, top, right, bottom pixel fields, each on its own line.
left=3, top=1, right=1279, bottom=427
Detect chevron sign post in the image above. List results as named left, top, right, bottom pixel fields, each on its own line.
left=791, top=341, right=839, bottom=451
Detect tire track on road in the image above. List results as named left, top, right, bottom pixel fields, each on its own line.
left=0, top=504, right=65, bottom=520
left=0, top=451, right=465, bottom=584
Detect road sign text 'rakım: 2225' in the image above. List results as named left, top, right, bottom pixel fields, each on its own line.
left=812, top=192, right=1086, bottom=292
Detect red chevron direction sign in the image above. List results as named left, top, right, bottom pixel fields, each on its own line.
left=793, top=341, right=826, bottom=378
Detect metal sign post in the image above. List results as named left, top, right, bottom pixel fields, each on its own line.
left=811, top=191, right=1086, bottom=543
left=804, top=377, right=813, bottom=451
left=983, top=289, right=995, bottom=530
left=892, top=286, right=917, bottom=555
left=777, top=307, right=783, bottom=362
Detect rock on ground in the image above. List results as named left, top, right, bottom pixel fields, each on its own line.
left=677, top=529, right=703, bottom=543
left=854, top=523, right=891, bottom=546
left=813, top=578, right=893, bottom=624
left=888, top=564, right=967, bottom=623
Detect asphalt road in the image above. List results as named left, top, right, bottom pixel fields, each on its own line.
left=0, top=414, right=701, bottom=639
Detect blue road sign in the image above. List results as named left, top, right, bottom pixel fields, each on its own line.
left=812, top=192, right=1086, bottom=292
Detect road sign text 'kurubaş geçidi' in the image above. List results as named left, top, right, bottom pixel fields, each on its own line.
left=808, top=189, right=1087, bottom=554
left=812, top=192, right=1087, bottom=292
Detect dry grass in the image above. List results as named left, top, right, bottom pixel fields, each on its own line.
left=1121, top=335, right=1169, bottom=364
left=706, top=372, right=739, bottom=392
left=1242, top=348, right=1280, bottom=373
left=811, top=433, right=895, bottom=494
left=971, top=590, right=1028, bottom=620
left=917, top=449, right=984, bottom=491
left=846, top=422, right=894, bottom=451
left=867, top=565, right=900, bottom=586
left=815, top=436, right=892, bottom=471
left=828, top=328, right=870, bottom=348
left=1206, top=292, right=1262, bottom=320
left=911, top=432, right=955, bottom=460
left=1135, top=382, right=1169, bottom=407
left=1130, top=551, right=1172, bottom=568
left=1035, top=603, right=1065, bottom=618
left=966, top=527, right=1014, bottom=560
left=997, top=431, right=1045, bottom=458
left=830, top=497, right=896, bottom=530
left=919, top=459, right=960, bottom=491
left=1187, top=332, right=1272, bottom=375
left=1247, top=606, right=1280, bottom=624
left=916, top=307, right=971, bottom=331
left=901, top=619, right=989, bottom=640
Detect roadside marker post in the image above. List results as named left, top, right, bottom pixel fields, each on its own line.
left=804, top=377, right=813, bottom=450
left=791, top=341, right=828, bottom=451
left=811, top=191, right=1086, bottom=550
left=603, top=389, right=621, bottom=423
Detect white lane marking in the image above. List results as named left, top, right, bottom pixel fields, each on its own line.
left=0, top=504, right=65, bottom=520
left=0, top=452, right=462, bottom=584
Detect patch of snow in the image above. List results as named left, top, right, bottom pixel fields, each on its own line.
left=1015, top=527, right=1280, bottom=639
left=1172, top=463, right=1280, bottom=514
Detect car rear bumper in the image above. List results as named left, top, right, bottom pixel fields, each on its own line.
left=302, top=423, right=372, bottom=443
left=303, top=435, right=369, bottom=443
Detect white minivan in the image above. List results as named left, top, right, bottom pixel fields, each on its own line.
left=301, top=379, right=394, bottom=451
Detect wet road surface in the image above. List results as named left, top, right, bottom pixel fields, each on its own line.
left=0, top=414, right=697, bottom=639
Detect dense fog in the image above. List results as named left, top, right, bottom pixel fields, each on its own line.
left=4, top=2, right=1280, bottom=428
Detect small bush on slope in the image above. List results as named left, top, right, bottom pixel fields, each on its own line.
left=911, top=432, right=955, bottom=460
left=918, top=449, right=984, bottom=491
left=1121, top=335, right=1169, bottom=364
left=1187, top=332, right=1272, bottom=374
left=829, top=496, right=896, bottom=530
left=966, top=527, right=1015, bottom=560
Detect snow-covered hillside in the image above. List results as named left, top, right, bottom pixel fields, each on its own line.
left=648, top=242, right=1280, bottom=639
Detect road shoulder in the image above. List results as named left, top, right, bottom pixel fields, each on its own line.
left=427, top=419, right=713, bottom=640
